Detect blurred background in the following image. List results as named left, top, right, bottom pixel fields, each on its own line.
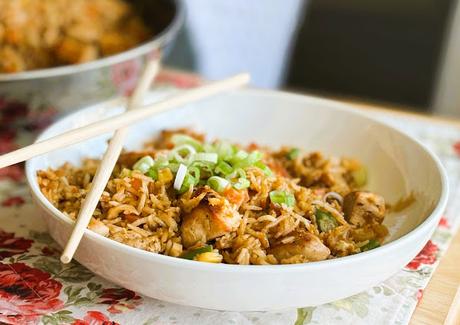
left=166, top=0, right=460, bottom=117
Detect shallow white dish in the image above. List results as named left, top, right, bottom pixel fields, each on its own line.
left=26, top=89, right=448, bottom=311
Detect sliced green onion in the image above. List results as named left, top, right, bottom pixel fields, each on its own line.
left=208, top=176, right=230, bottom=192
left=190, top=161, right=214, bottom=174
left=233, top=151, right=263, bottom=169
left=120, top=168, right=132, bottom=178
left=352, top=166, right=368, bottom=187
left=269, top=190, right=295, bottom=207
left=227, top=168, right=246, bottom=180
left=233, top=177, right=250, bottom=190
left=171, top=134, right=203, bottom=151
left=169, top=144, right=196, bottom=163
left=246, top=151, right=262, bottom=164
left=133, top=156, right=154, bottom=174
left=173, top=164, right=187, bottom=190
left=228, top=150, right=249, bottom=165
left=154, top=155, right=169, bottom=169
left=147, top=167, right=158, bottom=180
left=235, top=150, right=248, bottom=160
left=215, top=141, right=234, bottom=160
left=190, top=153, right=218, bottom=164
left=254, top=161, right=273, bottom=176
left=180, top=245, right=213, bottom=260
left=203, top=143, right=216, bottom=153
left=286, top=148, right=300, bottom=160
left=179, top=173, right=196, bottom=193
left=168, top=163, right=180, bottom=173
left=188, top=166, right=201, bottom=182
left=361, top=239, right=380, bottom=252
left=215, top=161, right=233, bottom=176
left=315, top=209, right=338, bottom=232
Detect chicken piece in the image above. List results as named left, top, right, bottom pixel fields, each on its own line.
left=181, top=201, right=241, bottom=248
left=343, top=191, right=385, bottom=226
left=268, top=231, right=330, bottom=262
left=88, top=218, right=109, bottom=237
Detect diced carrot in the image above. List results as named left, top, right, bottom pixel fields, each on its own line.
left=267, top=160, right=289, bottom=177
left=224, top=187, right=248, bottom=206
left=125, top=214, right=139, bottom=223
left=247, top=142, right=259, bottom=151
left=131, top=178, right=142, bottom=190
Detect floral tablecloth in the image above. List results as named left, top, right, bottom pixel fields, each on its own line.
left=1, top=70, right=460, bottom=325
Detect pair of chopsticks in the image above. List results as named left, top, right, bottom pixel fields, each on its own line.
left=0, top=63, right=250, bottom=263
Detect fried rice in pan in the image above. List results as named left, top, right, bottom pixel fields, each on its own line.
left=37, top=129, right=388, bottom=265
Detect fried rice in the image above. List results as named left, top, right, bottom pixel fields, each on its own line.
left=37, top=129, right=388, bottom=265
left=0, top=0, right=151, bottom=73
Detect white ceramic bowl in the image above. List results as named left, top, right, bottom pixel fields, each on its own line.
left=26, top=89, right=448, bottom=311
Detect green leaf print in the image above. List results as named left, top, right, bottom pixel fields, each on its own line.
left=56, top=262, right=94, bottom=283
left=29, top=231, right=55, bottom=245
left=373, top=286, right=382, bottom=294
left=33, top=257, right=62, bottom=275
left=330, top=292, right=371, bottom=319
left=87, top=282, right=103, bottom=292
left=372, top=284, right=394, bottom=297
left=382, top=285, right=394, bottom=296
left=73, top=297, right=93, bottom=306
left=42, top=310, right=75, bottom=325
left=64, top=286, right=85, bottom=304
left=431, top=230, right=452, bottom=245
left=294, top=307, right=315, bottom=325
left=33, top=257, right=94, bottom=282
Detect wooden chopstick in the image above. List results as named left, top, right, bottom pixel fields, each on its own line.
left=60, top=60, right=160, bottom=263
left=0, top=73, right=250, bottom=169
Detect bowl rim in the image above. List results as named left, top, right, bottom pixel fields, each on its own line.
left=0, top=0, right=184, bottom=82
left=25, top=88, right=450, bottom=273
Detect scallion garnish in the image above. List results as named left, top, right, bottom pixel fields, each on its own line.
left=179, top=173, right=196, bottom=193
left=269, top=190, right=295, bottom=207
left=315, top=209, right=338, bottom=232
left=168, top=162, right=180, bottom=173
left=120, top=168, right=132, bottom=178
left=215, top=161, right=233, bottom=176
left=352, top=166, right=368, bottom=187
left=233, top=177, right=250, bottom=190
left=154, top=155, right=169, bottom=169
left=247, top=151, right=262, bottom=164
left=171, top=134, right=203, bottom=151
left=208, top=176, right=230, bottom=192
left=180, top=245, right=213, bottom=260
left=147, top=168, right=158, bottom=180
left=133, top=156, right=154, bottom=174
left=190, top=152, right=218, bottom=164
left=227, top=168, right=246, bottom=180
left=169, top=144, right=196, bottom=163
left=188, top=166, right=201, bottom=181
left=173, top=164, right=188, bottom=190
left=215, top=141, right=235, bottom=160
left=235, top=150, right=248, bottom=160
left=149, top=133, right=277, bottom=195
left=361, top=239, right=380, bottom=252
left=254, top=161, right=273, bottom=176
left=286, top=148, right=300, bottom=160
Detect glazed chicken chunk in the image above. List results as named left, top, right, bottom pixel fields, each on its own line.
left=181, top=201, right=241, bottom=248
left=269, top=231, right=331, bottom=262
left=343, top=191, right=385, bottom=226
